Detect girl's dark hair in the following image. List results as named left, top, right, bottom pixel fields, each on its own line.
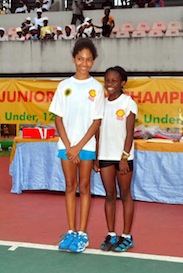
left=105, top=66, right=128, bottom=82
left=72, top=38, right=98, bottom=60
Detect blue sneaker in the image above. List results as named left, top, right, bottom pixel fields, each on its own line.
left=69, top=232, right=89, bottom=253
left=100, top=235, right=118, bottom=251
left=58, top=231, right=76, bottom=250
left=112, top=236, right=134, bottom=252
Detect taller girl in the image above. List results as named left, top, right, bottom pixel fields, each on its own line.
left=49, top=38, right=104, bottom=253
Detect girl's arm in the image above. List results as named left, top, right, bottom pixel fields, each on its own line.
left=55, top=115, right=70, bottom=150
left=66, top=119, right=101, bottom=161
left=119, top=111, right=136, bottom=174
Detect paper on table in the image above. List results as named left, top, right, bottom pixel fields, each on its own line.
left=146, top=138, right=174, bottom=143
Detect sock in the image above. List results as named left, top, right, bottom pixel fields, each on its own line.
left=68, top=230, right=76, bottom=234
left=78, top=231, right=87, bottom=235
left=108, top=232, right=116, bottom=237
left=122, top=233, right=131, bottom=239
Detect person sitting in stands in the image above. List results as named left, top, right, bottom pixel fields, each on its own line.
left=0, top=27, right=9, bottom=41
left=34, top=8, right=44, bottom=29
left=21, top=17, right=33, bottom=36
left=32, top=0, right=42, bottom=12
left=102, top=0, right=114, bottom=9
left=15, top=0, right=28, bottom=13
left=83, top=0, right=95, bottom=10
left=132, top=0, right=146, bottom=7
left=82, top=17, right=96, bottom=38
left=54, top=27, right=63, bottom=40
left=62, top=25, right=75, bottom=40
left=4, top=2, right=11, bottom=14
left=42, top=0, right=52, bottom=11
left=40, top=17, right=55, bottom=39
left=28, top=26, right=39, bottom=40
left=95, top=7, right=115, bottom=38
left=15, top=27, right=26, bottom=41
left=43, top=29, right=54, bottom=40
left=76, top=24, right=88, bottom=38
left=148, top=0, right=165, bottom=7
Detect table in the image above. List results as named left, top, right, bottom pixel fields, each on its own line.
left=9, top=137, right=183, bottom=204
left=132, top=139, right=183, bottom=204
left=9, top=137, right=105, bottom=196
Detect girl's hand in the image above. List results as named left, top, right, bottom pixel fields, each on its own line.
left=66, top=145, right=80, bottom=164
left=119, top=159, right=130, bottom=175
left=93, top=159, right=100, bottom=172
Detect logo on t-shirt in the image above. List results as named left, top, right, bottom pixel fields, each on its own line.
left=88, top=89, right=96, bottom=101
left=64, top=88, right=72, bottom=96
left=116, top=109, right=125, bottom=120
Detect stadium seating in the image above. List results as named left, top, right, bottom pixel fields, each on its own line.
left=116, top=30, right=130, bottom=38
left=167, top=21, right=183, bottom=32
left=148, top=29, right=164, bottom=37
left=121, top=22, right=135, bottom=34
left=165, top=29, right=182, bottom=37
left=136, top=22, right=151, bottom=33
left=132, top=30, right=146, bottom=38
left=151, top=21, right=166, bottom=33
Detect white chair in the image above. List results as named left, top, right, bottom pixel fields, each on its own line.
left=136, top=22, right=151, bottom=33
left=132, top=30, right=146, bottom=38
left=167, top=21, right=182, bottom=32
left=116, top=30, right=130, bottom=38
left=121, top=23, right=135, bottom=34
left=151, top=21, right=166, bottom=33
left=165, top=29, right=182, bottom=37
left=148, top=29, right=164, bottom=37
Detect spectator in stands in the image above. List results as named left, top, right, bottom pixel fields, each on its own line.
left=4, top=1, right=11, bottom=14
left=95, top=7, right=115, bottom=38
left=71, top=0, right=84, bottom=25
left=0, top=27, right=9, bottom=41
left=15, top=0, right=28, bottom=13
left=31, top=0, right=42, bottom=12
left=102, top=0, right=114, bottom=9
left=82, top=17, right=96, bottom=38
left=132, top=0, right=146, bottom=7
left=34, top=8, right=44, bottom=29
left=76, top=24, right=88, bottom=38
left=54, top=26, right=63, bottom=40
left=40, top=17, right=55, bottom=39
left=21, top=17, right=33, bottom=36
left=15, top=27, right=26, bottom=40
left=43, top=29, right=54, bottom=40
left=148, top=0, right=165, bottom=7
left=62, top=25, right=75, bottom=40
left=42, top=0, right=52, bottom=12
left=28, top=26, right=39, bottom=40
left=83, top=0, right=95, bottom=10
left=3, top=125, right=9, bottom=138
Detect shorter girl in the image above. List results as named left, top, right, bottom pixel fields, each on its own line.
left=94, top=66, right=138, bottom=252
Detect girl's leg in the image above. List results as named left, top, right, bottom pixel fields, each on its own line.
left=61, top=159, right=78, bottom=232
left=78, top=160, right=93, bottom=232
left=100, top=165, right=117, bottom=232
left=117, top=171, right=134, bottom=234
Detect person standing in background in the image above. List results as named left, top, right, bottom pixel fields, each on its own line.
left=71, top=0, right=85, bottom=25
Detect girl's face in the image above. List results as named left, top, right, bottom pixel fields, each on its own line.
left=105, top=70, right=125, bottom=100
left=72, top=48, right=94, bottom=79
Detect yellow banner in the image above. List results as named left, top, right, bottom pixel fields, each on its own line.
left=0, top=78, right=183, bottom=131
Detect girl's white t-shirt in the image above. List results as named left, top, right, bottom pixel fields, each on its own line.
left=49, top=76, right=104, bottom=152
left=98, top=93, right=138, bottom=161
